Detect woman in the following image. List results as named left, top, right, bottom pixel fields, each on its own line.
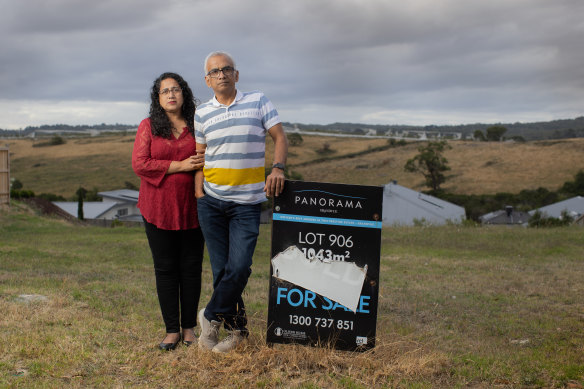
left=132, top=72, right=205, bottom=350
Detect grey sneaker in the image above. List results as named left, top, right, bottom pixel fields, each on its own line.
left=198, top=309, right=220, bottom=350
left=212, top=330, right=245, bottom=353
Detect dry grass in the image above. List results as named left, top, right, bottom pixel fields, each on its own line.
left=0, top=294, right=447, bottom=388
left=0, top=203, right=450, bottom=388
left=6, top=133, right=584, bottom=197
left=443, top=140, right=584, bottom=194
left=285, top=137, right=584, bottom=194
left=2, top=203, right=583, bottom=388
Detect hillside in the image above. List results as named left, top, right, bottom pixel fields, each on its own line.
left=4, top=133, right=584, bottom=198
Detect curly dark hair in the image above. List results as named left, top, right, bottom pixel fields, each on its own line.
left=149, top=72, right=197, bottom=138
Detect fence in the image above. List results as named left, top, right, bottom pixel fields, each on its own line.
left=0, top=146, right=9, bottom=205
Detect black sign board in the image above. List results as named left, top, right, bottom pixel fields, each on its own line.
left=266, top=180, right=383, bottom=351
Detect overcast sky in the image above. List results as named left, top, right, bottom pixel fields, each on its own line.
left=1, top=0, right=583, bottom=129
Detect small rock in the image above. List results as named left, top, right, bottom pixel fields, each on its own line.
left=15, top=294, right=48, bottom=303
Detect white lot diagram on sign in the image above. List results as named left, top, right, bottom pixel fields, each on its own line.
left=271, top=246, right=367, bottom=312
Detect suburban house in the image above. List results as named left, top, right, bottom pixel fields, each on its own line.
left=479, top=206, right=530, bottom=226
left=528, top=196, right=584, bottom=221
left=382, top=181, right=466, bottom=226
left=53, top=189, right=142, bottom=222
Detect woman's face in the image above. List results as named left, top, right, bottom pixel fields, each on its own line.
left=158, top=77, right=184, bottom=115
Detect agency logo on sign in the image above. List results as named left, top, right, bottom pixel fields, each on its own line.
left=293, top=190, right=365, bottom=211
left=356, top=336, right=368, bottom=346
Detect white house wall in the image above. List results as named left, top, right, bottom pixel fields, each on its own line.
left=97, top=202, right=141, bottom=220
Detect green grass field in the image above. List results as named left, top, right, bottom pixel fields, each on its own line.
left=1, top=203, right=583, bottom=388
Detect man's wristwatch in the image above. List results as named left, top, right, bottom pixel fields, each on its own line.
left=272, top=162, right=285, bottom=170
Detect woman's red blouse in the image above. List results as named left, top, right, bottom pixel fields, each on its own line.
left=132, top=118, right=199, bottom=230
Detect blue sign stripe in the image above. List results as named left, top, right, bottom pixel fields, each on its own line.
left=273, top=213, right=382, bottom=229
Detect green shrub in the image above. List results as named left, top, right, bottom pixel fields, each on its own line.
left=11, top=178, right=23, bottom=190
left=287, top=133, right=303, bottom=146
left=10, top=189, right=35, bottom=199
left=32, top=135, right=66, bottom=148
left=37, top=193, right=66, bottom=201
left=528, top=210, right=574, bottom=227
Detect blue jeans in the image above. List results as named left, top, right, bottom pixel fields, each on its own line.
left=196, top=194, right=261, bottom=333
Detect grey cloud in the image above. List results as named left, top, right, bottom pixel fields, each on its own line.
left=4, top=0, right=169, bottom=33
left=0, top=0, right=582, bottom=127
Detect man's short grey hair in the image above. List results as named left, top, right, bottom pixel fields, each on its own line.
left=204, top=51, right=236, bottom=74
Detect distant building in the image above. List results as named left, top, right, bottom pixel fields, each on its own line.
left=529, top=196, right=584, bottom=220
left=382, top=182, right=466, bottom=226
left=53, top=189, right=142, bottom=222
left=479, top=206, right=530, bottom=226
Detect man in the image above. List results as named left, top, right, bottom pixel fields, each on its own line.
left=194, top=51, right=288, bottom=353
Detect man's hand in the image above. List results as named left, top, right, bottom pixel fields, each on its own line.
left=264, top=167, right=285, bottom=197
left=191, top=151, right=205, bottom=170
left=168, top=153, right=205, bottom=174
left=179, top=155, right=203, bottom=171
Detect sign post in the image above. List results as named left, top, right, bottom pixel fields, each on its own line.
left=0, top=146, right=9, bottom=205
left=266, top=180, right=383, bottom=351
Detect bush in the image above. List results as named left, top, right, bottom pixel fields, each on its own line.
left=111, top=219, right=124, bottom=228
left=37, top=193, right=66, bottom=201
left=387, top=138, right=407, bottom=147
left=85, top=187, right=102, bottom=201
left=560, top=170, right=584, bottom=196
left=317, top=142, right=335, bottom=155
left=528, top=210, right=574, bottom=227
left=287, top=133, right=303, bottom=146
left=486, top=126, right=508, bottom=141
left=10, top=189, right=35, bottom=199
left=49, top=135, right=65, bottom=145
left=473, top=130, right=486, bottom=141
left=32, top=135, right=66, bottom=147
left=11, top=178, right=23, bottom=190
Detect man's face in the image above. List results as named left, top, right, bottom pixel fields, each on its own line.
left=205, top=55, right=239, bottom=95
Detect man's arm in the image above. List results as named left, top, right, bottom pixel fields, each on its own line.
left=264, top=123, right=288, bottom=197
left=194, top=143, right=207, bottom=198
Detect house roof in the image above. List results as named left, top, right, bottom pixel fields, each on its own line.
left=53, top=201, right=118, bottom=219
left=529, top=196, right=584, bottom=219
left=382, top=182, right=466, bottom=226
left=98, top=189, right=139, bottom=203
left=479, top=209, right=530, bottom=225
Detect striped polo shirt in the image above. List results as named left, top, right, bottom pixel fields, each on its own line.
left=194, top=90, right=281, bottom=204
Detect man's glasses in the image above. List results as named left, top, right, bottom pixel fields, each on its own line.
left=159, top=87, right=182, bottom=95
left=206, top=66, right=236, bottom=78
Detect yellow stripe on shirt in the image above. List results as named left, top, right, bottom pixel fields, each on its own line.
left=204, top=166, right=265, bottom=187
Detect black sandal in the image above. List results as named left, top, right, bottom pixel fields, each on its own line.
left=158, top=333, right=181, bottom=351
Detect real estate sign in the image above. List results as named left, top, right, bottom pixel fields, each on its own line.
left=266, top=180, right=383, bottom=351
